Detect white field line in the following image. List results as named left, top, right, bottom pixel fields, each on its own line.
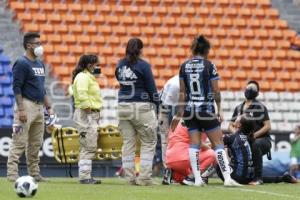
left=214, top=186, right=299, bottom=199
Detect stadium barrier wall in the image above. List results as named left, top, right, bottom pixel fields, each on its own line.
left=0, top=128, right=293, bottom=177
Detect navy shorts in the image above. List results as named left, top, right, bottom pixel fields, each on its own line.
left=183, top=111, right=220, bottom=134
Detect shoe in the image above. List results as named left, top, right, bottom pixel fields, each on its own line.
left=162, top=168, right=172, bottom=185
left=224, top=178, right=243, bottom=187
left=249, top=179, right=263, bottom=186
left=7, top=175, right=19, bottom=182
left=282, top=172, right=298, bottom=184
left=182, top=177, right=195, bottom=186
left=201, top=177, right=209, bottom=184
left=136, top=179, right=158, bottom=186
left=128, top=180, right=137, bottom=185
left=115, top=167, right=124, bottom=177
left=194, top=179, right=205, bottom=187
left=33, top=175, right=48, bottom=182
left=80, top=178, right=101, bottom=184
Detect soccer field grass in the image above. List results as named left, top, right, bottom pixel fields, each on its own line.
left=0, top=178, right=299, bottom=200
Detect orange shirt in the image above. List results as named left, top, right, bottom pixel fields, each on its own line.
left=166, top=123, right=208, bottom=164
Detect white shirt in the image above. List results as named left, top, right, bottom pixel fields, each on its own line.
left=160, top=75, right=180, bottom=106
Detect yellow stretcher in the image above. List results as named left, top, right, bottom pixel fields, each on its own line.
left=51, top=125, right=140, bottom=164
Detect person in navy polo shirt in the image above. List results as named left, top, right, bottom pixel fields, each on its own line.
left=7, top=32, right=54, bottom=182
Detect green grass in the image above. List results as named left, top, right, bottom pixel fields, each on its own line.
left=0, top=178, right=300, bottom=200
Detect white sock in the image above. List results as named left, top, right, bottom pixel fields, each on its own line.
left=215, top=146, right=231, bottom=181
left=189, top=147, right=203, bottom=183
left=201, top=164, right=216, bottom=178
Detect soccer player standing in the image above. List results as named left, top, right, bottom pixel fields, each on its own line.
left=7, top=32, right=53, bottom=182
left=170, top=35, right=241, bottom=187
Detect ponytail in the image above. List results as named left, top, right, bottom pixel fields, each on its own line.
left=124, top=37, right=143, bottom=64
left=191, top=35, right=210, bottom=56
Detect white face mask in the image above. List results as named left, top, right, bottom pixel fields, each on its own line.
left=33, top=46, right=44, bottom=57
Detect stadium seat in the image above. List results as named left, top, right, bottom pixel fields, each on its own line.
left=6, top=0, right=300, bottom=132
left=264, top=102, right=275, bottom=112
left=288, top=102, right=300, bottom=112
left=5, top=107, right=13, bottom=117
left=3, top=86, right=14, bottom=97
left=274, top=102, right=289, bottom=112
left=264, top=92, right=279, bottom=101
left=277, top=122, right=292, bottom=131
left=259, top=81, right=271, bottom=91
left=0, top=118, right=13, bottom=127
left=222, top=91, right=235, bottom=100
left=285, top=82, right=299, bottom=92
left=283, top=113, right=298, bottom=123
left=0, top=54, right=11, bottom=65
left=0, top=76, right=11, bottom=85
left=269, top=112, right=283, bottom=122
left=234, top=91, right=245, bottom=101
left=263, top=40, right=276, bottom=49
left=279, top=92, right=295, bottom=101
left=0, top=96, right=12, bottom=107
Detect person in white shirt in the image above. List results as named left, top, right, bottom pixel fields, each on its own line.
left=159, top=75, right=180, bottom=170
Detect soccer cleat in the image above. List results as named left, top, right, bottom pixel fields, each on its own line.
left=248, top=179, right=263, bottom=186
left=182, top=177, right=195, bottom=186
left=162, top=168, right=173, bottom=185
left=224, top=178, right=243, bottom=187
left=80, top=178, right=101, bottom=184
left=282, top=172, right=298, bottom=184
left=194, top=179, right=206, bottom=187
left=201, top=176, right=209, bottom=184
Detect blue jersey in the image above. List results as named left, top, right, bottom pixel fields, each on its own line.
left=179, top=57, right=219, bottom=113
left=12, top=55, right=46, bottom=103
left=224, top=133, right=254, bottom=180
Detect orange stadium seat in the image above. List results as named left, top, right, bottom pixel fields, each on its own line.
left=261, top=71, right=275, bottom=80
left=8, top=0, right=300, bottom=91
left=259, top=81, right=271, bottom=91
left=9, top=1, right=25, bottom=11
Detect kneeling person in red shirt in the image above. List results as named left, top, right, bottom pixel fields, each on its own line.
left=163, top=122, right=216, bottom=185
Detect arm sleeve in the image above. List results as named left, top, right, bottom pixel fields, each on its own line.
left=143, top=64, right=159, bottom=106
left=12, top=60, right=27, bottom=95
left=75, top=74, right=91, bottom=109
left=209, top=63, right=220, bottom=81
left=230, top=106, right=238, bottom=122
left=262, top=105, right=270, bottom=121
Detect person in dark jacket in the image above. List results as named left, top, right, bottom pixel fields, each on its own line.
left=115, top=38, right=159, bottom=186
